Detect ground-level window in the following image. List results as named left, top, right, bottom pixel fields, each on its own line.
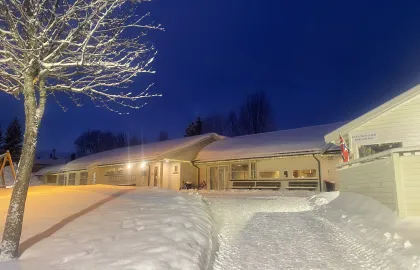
left=68, top=173, right=76, bottom=185
left=231, top=163, right=255, bottom=180
left=80, top=172, right=88, bottom=185
left=358, top=142, right=402, bottom=158
left=58, top=174, right=65, bottom=185
left=292, top=169, right=317, bottom=178
left=47, top=175, right=57, bottom=184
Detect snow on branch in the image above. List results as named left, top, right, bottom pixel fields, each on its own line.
left=0, top=0, right=162, bottom=113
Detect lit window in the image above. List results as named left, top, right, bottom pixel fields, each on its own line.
left=231, top=163, right=255, bottom=180
left=259, top=171, right=280, bottom=178
left=292, top=169, right=317, bottom=178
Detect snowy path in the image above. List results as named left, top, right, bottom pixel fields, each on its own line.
left=204, top=192, right=415, bottom=270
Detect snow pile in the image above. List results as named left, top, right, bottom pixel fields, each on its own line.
left=2, top=165, right=43, bottom=187
left=311, top=191, right=420, bottom=269
left=0, top=187, right=214, bottom=270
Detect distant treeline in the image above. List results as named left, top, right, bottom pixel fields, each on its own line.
left=185, top=91, right=276, bottom=137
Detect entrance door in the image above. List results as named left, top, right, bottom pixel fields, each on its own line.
left=218, top=166, right=228, bottom=190
left=210, top=167, right=218, bottom=190
left=210, top=166, right=228, bottom=190
left=153, top=166, right=158, bottom=186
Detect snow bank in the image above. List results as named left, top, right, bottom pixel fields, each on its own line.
left=0, top=188, right=214, bottom=270
left=310, top=191, right=420, bottom=268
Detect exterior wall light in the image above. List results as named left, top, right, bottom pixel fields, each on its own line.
left=140, top=161, right=147, bottom=170
left=127, top=163, right=132, bottom=169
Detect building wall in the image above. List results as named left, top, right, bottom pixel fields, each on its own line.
left=196, top=154, right=340, bottom=191
left=320, top=155, right=342, bottom=190
left=401, top=154, right=420, bottom=216
left=181, top=162, right=198, bottom=186
left=348, top=94, right=420, bottom=157
left=338, top=157, right=397, bottom=211
left=169, top=162, right=181, bottom=190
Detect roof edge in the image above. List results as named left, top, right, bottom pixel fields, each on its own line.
left=324, top=84, right=420, bottom=142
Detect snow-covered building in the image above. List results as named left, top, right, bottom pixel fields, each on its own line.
left=325, top=84, right=420, bottom=216
left=194, top=123, right=343, bottom=191
left=35, top=133, right=223, bottom=190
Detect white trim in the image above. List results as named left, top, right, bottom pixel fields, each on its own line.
left=325, top=84, right=420, bottom=143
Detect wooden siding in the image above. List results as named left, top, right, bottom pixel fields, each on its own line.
left=181, top=162, right=198, bottom=186
left=338, top=157, right=397, bottom=211
left=170, top=162, right=181, bottom=190
left=320, top=156, right=341, bottom=190
left=401, top=154, right=420, bottom=216
left=350, top=94, right=420, bottom=154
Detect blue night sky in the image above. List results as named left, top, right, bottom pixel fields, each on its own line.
left=2, top=0, right=420, bottom=153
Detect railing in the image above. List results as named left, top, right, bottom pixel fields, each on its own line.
left=337, top=146, right=420, bottom=169
left=230, top=179, right=319, bottom=190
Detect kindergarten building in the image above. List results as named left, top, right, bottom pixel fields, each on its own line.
left=35, top=123, right=343, bottom=192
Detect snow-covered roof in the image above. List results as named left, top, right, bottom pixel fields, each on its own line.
left=195, top=123, right=344, bottom=162
left=35, top=133, right=222, bottom=175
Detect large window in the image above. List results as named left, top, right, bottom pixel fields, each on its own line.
left=292, top=169, right=317, bottom=179
left=231, top=163, right=255, bottom=180
left=80, top=172, right=88, bottom=185
left=259, top=171, right=280, bottom=178
left=68, top=173, right=76, bottom=185
left=358, top=142, right=402, bottom=158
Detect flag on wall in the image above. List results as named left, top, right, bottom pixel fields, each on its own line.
left=339, top=134, right=350, bottom=162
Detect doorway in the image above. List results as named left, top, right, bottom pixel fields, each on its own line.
left=153, top=166, right=158, bottom=186
left=210, top=166, right=229, bottom=190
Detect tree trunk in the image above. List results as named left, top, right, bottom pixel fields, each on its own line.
left=0, top=75, right=45, bottom=259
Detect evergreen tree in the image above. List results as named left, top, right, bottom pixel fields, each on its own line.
left=185, top=117, right=203, bottom=137
left=4, top=118, right=23, bottom=161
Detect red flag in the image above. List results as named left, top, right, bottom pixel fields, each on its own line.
left=339, top=134, right=350, bottom=162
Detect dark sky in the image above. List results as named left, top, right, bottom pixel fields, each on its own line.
left=2, top=0, right=420, bottom=154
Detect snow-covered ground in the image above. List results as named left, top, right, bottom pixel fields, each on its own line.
left=203, top=190, right=420, bottom=270
left=0, top=186, right=214, bottom=270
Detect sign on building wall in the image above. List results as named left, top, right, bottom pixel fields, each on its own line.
left=351, top=131, right=378, bottom=145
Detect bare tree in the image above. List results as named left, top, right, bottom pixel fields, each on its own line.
left=202, top=113, right=227, bottom=135
left=0, top=0, right=160, bottom=258
left=239, top=91, right=276, bottom=135
left=158, top=131, right=168, bottom=141
left=115, top=132, right=128, bottom=148
left=225, top=110, right=239, bottom=137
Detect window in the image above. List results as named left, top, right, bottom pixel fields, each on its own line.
left=358, top=142, right=402, bottom=158
left=284, top=171, right=288, bottom=178
left=173, top=166, right=179, bottom=174
left=47, top=175, right=57, bottom=184
left=231, top=163, right=255, bottom=180
left=292, top=169, right=317, bottom=179
left=68, top=173, right=76, bottom=185
left=259, top=171, right=280, bottom=178
left=80, top=172, right=88, bottom=185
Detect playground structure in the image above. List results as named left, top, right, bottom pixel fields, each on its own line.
left=0, top=151, right=16, bottom=187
